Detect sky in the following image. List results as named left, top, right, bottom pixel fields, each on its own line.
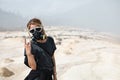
left=0, top=0, right=120, bottom=35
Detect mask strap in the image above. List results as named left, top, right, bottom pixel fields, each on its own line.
left=41, top=25, right=47, bottom=40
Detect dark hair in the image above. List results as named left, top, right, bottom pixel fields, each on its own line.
left=27, top=18, right=42, bottom=30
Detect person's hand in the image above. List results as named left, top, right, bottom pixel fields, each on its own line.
left=24, top=38, right=32, bottom=56
left=53, top=74, right=57, bottom=80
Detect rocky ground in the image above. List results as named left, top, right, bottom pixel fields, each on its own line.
left=0, top=27, right=120, bottom=80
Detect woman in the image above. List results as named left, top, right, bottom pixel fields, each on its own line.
left=24, top=18, right=57, bottom=80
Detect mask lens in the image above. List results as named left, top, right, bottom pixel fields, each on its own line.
left=36, top=27, right=42, bottom=32
left=29, top=29, right=34, bottom=33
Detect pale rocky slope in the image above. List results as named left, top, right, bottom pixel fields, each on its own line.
left=0, top=27, right=120, bottom=80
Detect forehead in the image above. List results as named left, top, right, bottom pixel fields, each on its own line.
left=30, top=24, right=40, bottom=29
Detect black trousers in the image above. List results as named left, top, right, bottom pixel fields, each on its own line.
left=25, top=69, right=53, bottom=80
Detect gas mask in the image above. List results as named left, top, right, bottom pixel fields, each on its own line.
left=29, top=27, right=46, bottom=40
